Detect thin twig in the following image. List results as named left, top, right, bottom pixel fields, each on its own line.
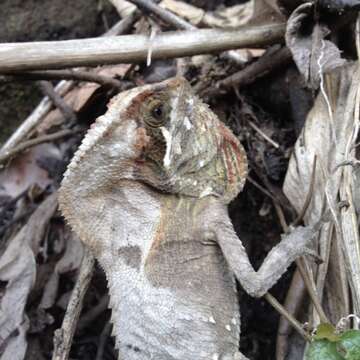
left=247, top=175, right=278, bottom=203
left=267, top=201, right=328, bottom=340
left=0, top=129, right=81, bottom=165
left=37, top=81, right=77, bottom=123
left=248, top=120, right=280, bottom=149
left=272, top=196, right=329, bottom=324
left=296, top=257, right=330, bottom=324
left=251, top=159, right=328, bottom=330
left=202, top=46, right=292, bottom=98
left=128, top=0, right=195, bottom=30
left=52, top=248, right=95, bottom=360
left=0, top=69, right=122, bottom=89
left=264, top=293, right=311, bottom=342
left=273, top=202, right=289, bottom=233
left=95, top=322, right=112, bottom=360
left=275, top=268, right=306, bottom=360
left=77, top=295, right=109, bottom=331
left=104, top=9, right=140, bottom=36
left=272, top=155, right=329, bottom=323
left=292, top=156, right=317, bottom=227
left=0, top=81, right=73, bottom=153
left=0, top=23, right=285, bottom=72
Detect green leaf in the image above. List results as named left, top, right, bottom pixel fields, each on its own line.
left=314, top=323, right=341, bottom=342
left=306, top=339, right=345, bottom=360
left=338, top=330, right=360, bottom=360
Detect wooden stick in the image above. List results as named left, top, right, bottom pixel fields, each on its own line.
left=95, top=322, right=112, bottom=360
left=52, top=249, right=95, bottom=360
left=37, top=81, right=77, bottom=123
left=0, top=129, right=79, bottom=165
left=128, top=0, right=195, bottom=30
left=0, top=69, right=122, bottom=89
left=201, top=46, right=292, bottom=98
left=0, top=23, right=285, bottom=72
left=265, top=293, right=311, bottom=342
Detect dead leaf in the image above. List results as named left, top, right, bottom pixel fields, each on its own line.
left=0, top=144, right=61, bottom=198
left=0, top=193, right=57, bottom=360
left=160, top=0, right=204, bottom=25
left=286, top=2, right=346, bottom=89
left=160, top=0, right=285, bottom=29
left=283, top=63, right=360, bottom=325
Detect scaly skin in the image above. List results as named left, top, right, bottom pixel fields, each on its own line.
left=59, top=77, right=315, bottom=359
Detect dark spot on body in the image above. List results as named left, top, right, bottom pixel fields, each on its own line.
left=126, top=344, right=141, bottom=353
left=118, top=245, right=142, bottom=269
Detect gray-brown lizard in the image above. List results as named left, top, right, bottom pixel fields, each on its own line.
left=59, top=77, right=315, bottom=360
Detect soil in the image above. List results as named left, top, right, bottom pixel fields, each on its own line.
left=0, top=0, right=118, bottom=144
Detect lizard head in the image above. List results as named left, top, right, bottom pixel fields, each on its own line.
left=60, top=77, right=247, bottom=205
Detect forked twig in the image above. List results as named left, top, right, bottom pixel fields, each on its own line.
left=37, top=81, right=77, bottom=123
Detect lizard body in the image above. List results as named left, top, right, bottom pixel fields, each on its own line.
left=59, top=77, right=315, bottom=359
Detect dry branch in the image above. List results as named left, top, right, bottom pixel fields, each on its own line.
left=0, top=23, right=285, bottom=72
left=52, top=249, right=95, bottom=360
left=128, top=0, right=195, bottom=30
left=37, top=81, right=77, bottom=123
left=201, top=46, right=292, bottom=98
left=0, top=129, right=79, bottom=165
left=0, top=69, right=122, bottom=88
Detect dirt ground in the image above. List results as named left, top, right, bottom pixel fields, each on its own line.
left=0, top=0, right=118, bottom=144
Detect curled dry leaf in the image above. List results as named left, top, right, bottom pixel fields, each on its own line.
left=159, top=0, right=204, bottom=25
left=0, top=193, right=58, bottom=360
left=159, top=0, right=285, bottom=29
left=283, top=63, right=360, bottom=326
left=0, top=143, right=61, bottom=198
left=286, top=2, right=346, bottom=89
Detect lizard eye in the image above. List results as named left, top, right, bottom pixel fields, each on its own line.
left=144, top=99, right=168, bottom=128
left=151, top=105, right=163, bottom=119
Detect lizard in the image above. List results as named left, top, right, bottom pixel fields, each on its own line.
left=59, top=77, right=316, bottom=360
